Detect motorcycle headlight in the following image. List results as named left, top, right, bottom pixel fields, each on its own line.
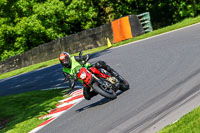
left=80, top=71, right=86, bottom=79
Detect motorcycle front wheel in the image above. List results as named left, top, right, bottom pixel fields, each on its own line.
left=92, top=82, right=117, bottom=100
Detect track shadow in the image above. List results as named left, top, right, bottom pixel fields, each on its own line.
left=76, top=91, right=124, bottom=112
left=0, top=49, right=113, bottom=96
left=0, top=64, right=67, bottom=96
left=76, top=98, right=112, bottom=112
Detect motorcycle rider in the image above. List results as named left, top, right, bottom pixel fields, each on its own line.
left=59, top=52, right=120, bottom=100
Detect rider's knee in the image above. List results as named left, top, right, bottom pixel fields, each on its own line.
left=95, top=61, right=106, bottom=68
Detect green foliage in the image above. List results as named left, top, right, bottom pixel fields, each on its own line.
left=0, top=0, right=200, bottom=61
left=0, top=89, right=66, bottom=133
left=33, top=0, right=66, bottom=38
left=65, top=0, right=98, bottom=30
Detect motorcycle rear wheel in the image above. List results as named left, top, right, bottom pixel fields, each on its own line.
left=92, top=82, right=117, bottom=100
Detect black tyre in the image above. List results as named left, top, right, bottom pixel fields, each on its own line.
left=118, top=76, right=129, bottom=91
left=92, top=82, right=117, bottom=100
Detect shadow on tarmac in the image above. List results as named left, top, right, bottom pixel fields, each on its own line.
left=0, top=49, right=112, bottom=96
left=76, top=91, right=124, bottom=112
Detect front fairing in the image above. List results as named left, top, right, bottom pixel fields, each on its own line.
left=77, top=67, right=94, bottom=85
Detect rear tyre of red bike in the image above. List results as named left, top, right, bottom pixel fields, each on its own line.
left=92, top=82, right=117, bottom=100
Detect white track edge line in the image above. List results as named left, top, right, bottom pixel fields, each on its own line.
left=111, top=22, right=200, bottom=50
left=57, top=98, right=84, bottom=108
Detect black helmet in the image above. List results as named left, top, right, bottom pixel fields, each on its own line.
left=59, top=52, right=71, bottom=68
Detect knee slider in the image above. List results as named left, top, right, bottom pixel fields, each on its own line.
left=95, top=61, right=106, bottom=68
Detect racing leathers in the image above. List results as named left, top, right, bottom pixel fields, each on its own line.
left=62, top=54, right=119, bottom=100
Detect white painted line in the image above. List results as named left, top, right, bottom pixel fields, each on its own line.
left=70, top=89, right=83, bottom=96
left=29, top=125, right=45, bottom=133
left=112, top=22, right=200, bottom=50
left=142, top=89, right=200, bottom=133
left=59, top=96, right=75, bottom=103
left=3, top=22, right=200, bottom=83
left=40, top=111, right=66, bottom=120
left=29, top=89, right=85, bottom=133
left=29, top=117, right=56, bottom=133
left=59, top=93, right=83, bottom=103
left=34, top=98, right=84, bottom=132
left=57, top=98, right=84, bottom=108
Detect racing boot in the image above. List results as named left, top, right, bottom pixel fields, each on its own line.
left=83, top=86, right=98, bottom=100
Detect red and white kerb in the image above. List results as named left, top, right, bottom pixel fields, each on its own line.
left=29, top=89, right=84, bottom=133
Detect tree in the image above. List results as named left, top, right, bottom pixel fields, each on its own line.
left=0, top=0, right=200, bottom=61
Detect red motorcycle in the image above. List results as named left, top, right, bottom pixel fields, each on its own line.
left=77, top=52, right=129, bottom=99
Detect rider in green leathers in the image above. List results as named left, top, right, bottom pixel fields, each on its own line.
left=59, top=52, right=119, bottom=100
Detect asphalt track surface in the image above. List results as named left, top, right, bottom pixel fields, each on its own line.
left=1, top=23, right=200, bottom=133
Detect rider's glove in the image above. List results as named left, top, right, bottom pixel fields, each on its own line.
left=63, top=72, right=76, bottom=88
left=70, top=78, right=75, bottom=88
left=83, top=54, right=90, bottom=63
left=63, top=72, right=69, bottom=82
left=74, top=54, right=90, bottom=66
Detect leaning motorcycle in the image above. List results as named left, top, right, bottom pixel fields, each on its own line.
left=77, top=52, right=129, bottom=100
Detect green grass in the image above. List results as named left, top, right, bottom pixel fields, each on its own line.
left=159, top=106, right=200, bottom=133
left=1, top=16, right=200, bottom=80
left=0, top=89, right=69, bottom=133
left=113, top=16, right=200, bottom=47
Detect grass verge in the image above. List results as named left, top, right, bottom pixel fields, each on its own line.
left=0, top=89, right=69, bottom=133
left=113, top=16, right=200, bottom=47
left=159, top=106, right=200, bottom=133
left=0, top=16, right=200, bottom=80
